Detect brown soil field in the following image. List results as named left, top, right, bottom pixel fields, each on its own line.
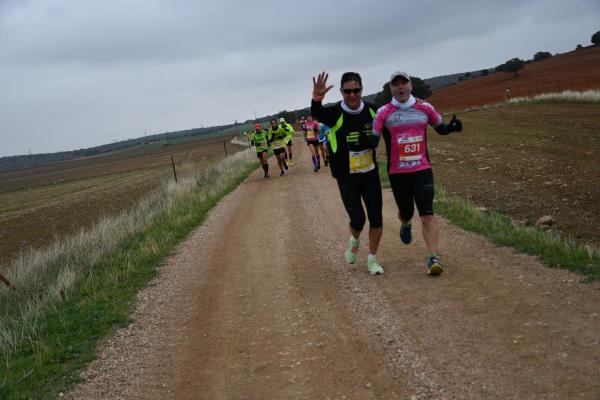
left=428, top=45, right=600, bottom=112
left=0, top=135, right=245, bottom=268
left=428, top=102, right=600, bottom=246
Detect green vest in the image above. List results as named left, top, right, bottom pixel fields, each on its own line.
left=251, top=129, right=268, bottom=152
left=329, top=107, right=376, bottom=153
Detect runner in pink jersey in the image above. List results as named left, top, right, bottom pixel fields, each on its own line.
left=372, top=71, right=462, bottom=275
left=304, top=115, right=322, bottom=172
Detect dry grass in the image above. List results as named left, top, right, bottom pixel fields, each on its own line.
left=509, top=89, right=600, bottom=104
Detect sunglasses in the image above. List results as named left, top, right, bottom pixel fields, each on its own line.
left=342, top=88, right=362, bottom=95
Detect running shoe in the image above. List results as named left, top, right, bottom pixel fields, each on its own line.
left=400, top=223, right=412, bottom=245
left=427, top=255, right=444, bottom=276
left=289, top=160, right=294, bottom=166
left=314, top=167, right=318, bottom=173
left=367, top=257, right=384, bottom=275
left=283, top=162, right=288, bottom=170
left=324, top=160, right=329, bottom=167
left=280, top=170, right=285, bottom=177
left=264, top=173, right=270, bottom=178
left=344, top=244, right=358, bottom=264
left=317, top=162, right=321, bottom=170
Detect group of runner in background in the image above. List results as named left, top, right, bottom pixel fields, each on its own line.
left=248, top=115, right=330, bottom=176
left=248, top=117, right=293, bottom=177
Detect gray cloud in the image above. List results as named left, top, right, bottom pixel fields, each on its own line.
left=1, top=0, right=599, bottom=156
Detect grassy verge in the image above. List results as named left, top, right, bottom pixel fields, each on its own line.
left=0, top=150, right=258, bottom=399
left=508, top=89, right=600, bottom=105
left=376, top=158, right=600, bottom=281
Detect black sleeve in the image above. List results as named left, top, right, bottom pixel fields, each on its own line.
left=434, top=114, right=462, bottom=135
left=311, top=100, right=339, bottom=128
left=434, top=123, right=453, bottom=135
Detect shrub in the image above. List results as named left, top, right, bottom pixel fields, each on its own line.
left=497, top=58, right=525, bottom=77
left=533, top=51, right=552, bottom=61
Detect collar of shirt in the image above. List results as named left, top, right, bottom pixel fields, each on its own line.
left=341, top=100, right=365, bottom=115
left=391, top=95, right=416, bottom=109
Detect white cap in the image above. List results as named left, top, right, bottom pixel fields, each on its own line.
left=390, top=71, right=410, bottom=83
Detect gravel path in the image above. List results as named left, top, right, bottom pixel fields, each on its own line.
left=67, top=140, right=600, bottom=399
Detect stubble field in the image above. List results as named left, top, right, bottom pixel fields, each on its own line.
left=0, top=135, right=245, bottom=268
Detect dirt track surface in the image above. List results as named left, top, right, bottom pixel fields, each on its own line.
left=68, top=141, right=600, bottom=399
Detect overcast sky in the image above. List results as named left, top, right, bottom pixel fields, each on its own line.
left=1, top=0, right=598, bottom=157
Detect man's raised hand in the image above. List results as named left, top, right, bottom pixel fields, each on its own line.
left=312, top=71, right=334, bottom=101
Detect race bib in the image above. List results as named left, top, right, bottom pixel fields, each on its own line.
left=307, top=130, right=316, bottom=139
left=349, top=149, right=375, bottom=174
left=257, top=140, right=267, bottom=148
left=272, top=139, right=284, bottom=149
left=397, top=135, right=424, bottom=161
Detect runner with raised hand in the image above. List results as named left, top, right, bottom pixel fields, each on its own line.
left=268, top=118, right=289, bottom=176
left=311, top=71, right=384, bottom=276
left=372, top=71, right=463, bottom=275
left=250, top=123, right=270, bottom=178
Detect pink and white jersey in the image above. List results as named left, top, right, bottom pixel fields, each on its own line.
left=372, top=96, right=442, bottom=174
left=304, top=120, right=320, bottom=141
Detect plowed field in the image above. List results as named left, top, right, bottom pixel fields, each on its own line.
left=0, top=135, right=245, bottom=267
left=428, top=45, right=600, bottom=112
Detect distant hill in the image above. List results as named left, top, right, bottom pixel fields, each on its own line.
left=425, top=73, right=463, bottom=91
left=0, top=125, right=243, bottom=173
left=426, top=71, right=488, bottom=91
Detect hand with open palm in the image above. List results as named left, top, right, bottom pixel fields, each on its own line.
left=312, top=71, right=334, bottom=102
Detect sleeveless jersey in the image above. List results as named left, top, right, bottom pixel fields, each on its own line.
left=304, top=121, right=320, bottom=142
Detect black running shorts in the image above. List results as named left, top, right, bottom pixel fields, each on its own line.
left=336, top=169, right=383, bottom=231
left=389, top=168, right=435, bottom=221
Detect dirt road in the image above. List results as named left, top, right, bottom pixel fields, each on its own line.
left=68, top=140, right=600, bottom=399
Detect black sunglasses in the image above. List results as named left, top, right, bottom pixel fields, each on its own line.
left=342, top=88, right=362, bottom=95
